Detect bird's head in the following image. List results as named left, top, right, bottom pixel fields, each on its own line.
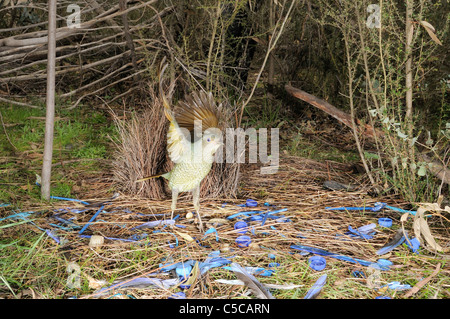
left=201, top=128, right=223, bottom=161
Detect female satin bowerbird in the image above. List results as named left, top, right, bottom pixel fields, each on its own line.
left=137, top=63, right=223, bottom=232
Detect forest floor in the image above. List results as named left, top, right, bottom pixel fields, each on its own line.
left=0, top=97, right=448, bottom=300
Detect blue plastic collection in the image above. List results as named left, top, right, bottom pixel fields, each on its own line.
left=0, top=194, right=422, bottom=299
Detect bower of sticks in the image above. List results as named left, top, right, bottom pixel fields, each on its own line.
left=1, top=151, right=448, bottom=299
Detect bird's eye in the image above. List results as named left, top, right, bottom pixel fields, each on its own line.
left=207, top=138, right=211, bottom=142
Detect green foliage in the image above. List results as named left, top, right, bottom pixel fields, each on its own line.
left=0, top=101, right=115, bottom=204
left=312, top=0, right=450, bottom=202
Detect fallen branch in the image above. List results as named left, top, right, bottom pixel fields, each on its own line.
left=285, top=84, right=450, bottom=185
left=285, top=84, right=381, bottom=139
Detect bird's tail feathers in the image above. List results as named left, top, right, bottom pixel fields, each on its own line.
left=136, top=174, right=165, bottom=182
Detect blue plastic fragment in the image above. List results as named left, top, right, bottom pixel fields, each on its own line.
left=376, top=259, right=393, bottom=267
left=169, top=292, right=186, bottom=299
left=375, top=296, right=392, bottom=299
left=45, top=229, right=60, bottom=244
left=304, top=274, right=327, bottom=299
left=133, top=219, right=175, bottom=229
left=268, top=253, right=276, bottom=260
left=159, top=260, right=196, bottom=272
left=386, top=281, right=412, bottom=291
left=326, top=202, right=418, bottom=215
left=129, top=233, right=148, bottom=241
left=49, top=195, right=90, bottom=206
left=308, top=256, right=326, bottom=271
left=203, top=227, right=219, bottom=241
left=260, top=211, right=269, bottom=226
left=291, top=244, right=390, bottom=270
left=378, top=218, right=393, bottom=228
left=227, top=210, right=263, bottom=220
left=246, top=267, right=274, bottom=277
left=250, top=215, right=263, bottom=222
left=268, top=262, right=280, bottom=268
left=176, top=264, right=192, bottom=280
left=403, top=232, right=420, bottom=253
left=346, top=223, right=376, bottom=240
left=405, top=237, right=420, bottom=253
left=325, top=202, right=386, bottom=212
left=384, top=205, right=416, bottom=216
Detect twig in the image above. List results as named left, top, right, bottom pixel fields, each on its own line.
left=0, top=110, right=18, bottom=151
left=0, top=96, right=41, bottom=109
left=404, top=263, right=441, bottom=298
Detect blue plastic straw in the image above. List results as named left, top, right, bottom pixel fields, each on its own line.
left=326, top=202, right=417, bottom=216
left=78, top=205, right=104, bottom=234
left=49, top=195, right=90, bottom=205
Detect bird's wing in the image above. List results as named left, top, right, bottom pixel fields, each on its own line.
left=175, top=91, right=220, bottom=136
left=159, top=63, right=191, bottom=163
left=159, top=61, right=220, bottom=163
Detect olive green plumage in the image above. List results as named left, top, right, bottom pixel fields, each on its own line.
left=137, top=63, right=222, bottom=231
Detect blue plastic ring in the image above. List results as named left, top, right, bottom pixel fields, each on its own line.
left=234, top=221, right=248, bottom=234
left=236, top=235, right=251, bottom=247
left=308, top=256, right=326, bottom=271
left=246, top=199, right=258, bottom=207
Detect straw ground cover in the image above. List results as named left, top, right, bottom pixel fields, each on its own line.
left=1, top=145, right=448, bottom=298
left=1, top=99, right=449, bottom=299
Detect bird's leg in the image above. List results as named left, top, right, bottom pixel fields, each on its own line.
left=192, top=185, right=203, bottom=232
left=171, top=188, right=179, bottom=221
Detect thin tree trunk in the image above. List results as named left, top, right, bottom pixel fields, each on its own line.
left=41, top=0, right=57, bottom=200
left=268, top=0, right=275, bottom=86
left=405, top=0, right=416, bottom=179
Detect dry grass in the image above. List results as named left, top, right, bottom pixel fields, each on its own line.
left=1, top=153, right=448, bottom=299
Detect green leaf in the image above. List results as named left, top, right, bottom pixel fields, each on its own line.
left=417, top=165, right=427, bottom=176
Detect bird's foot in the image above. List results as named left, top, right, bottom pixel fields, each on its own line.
left=195, top=211, right=204, bottom=233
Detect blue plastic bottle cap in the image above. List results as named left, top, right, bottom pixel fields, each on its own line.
left=378, top=217, right=393, bottom=228
left=236, top=235, right=251, bottom=247
left=246, top=199, right=258, bottom=207
left=234, top=221, right=248, bottom=234
left=308, top=256, right=326, bottom=271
